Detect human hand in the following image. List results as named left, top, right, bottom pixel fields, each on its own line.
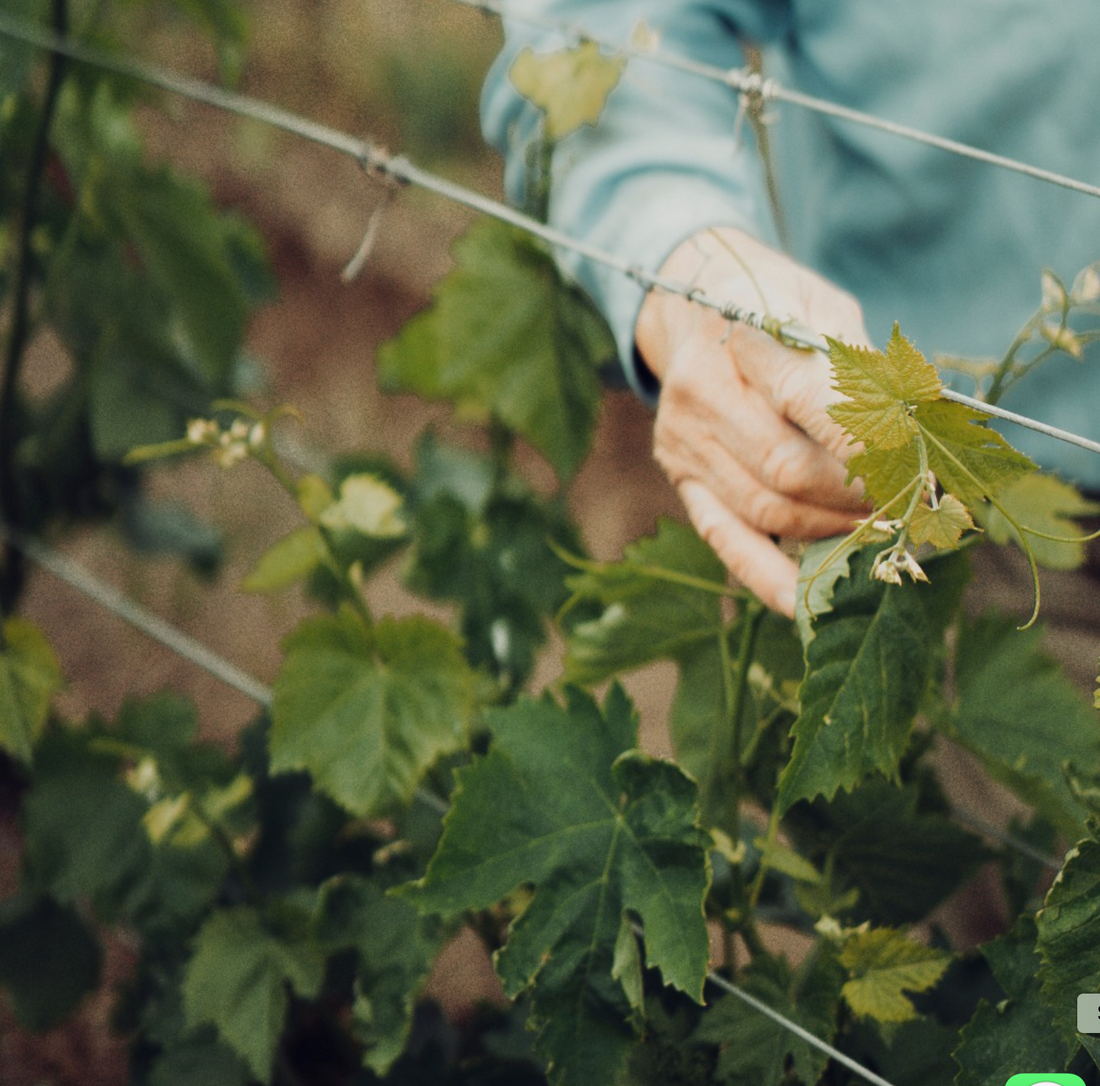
left=635, top=227, right=872, bottom=616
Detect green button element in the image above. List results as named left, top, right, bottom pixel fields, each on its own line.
left=1005, top=1076, right=1086, bottom=1086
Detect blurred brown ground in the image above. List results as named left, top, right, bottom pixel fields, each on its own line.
left=3, top=5, right=685, bottom=1081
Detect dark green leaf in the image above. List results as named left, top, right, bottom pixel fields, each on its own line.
left=953, top=918, right=1071, bottom=1086
left=947, top=614, right=1100, bottom=835
left=563, top=517, right=727, bottom=683
left=181, top=906, right=325, bottom=1081
left=402, top=686, right=711, bottom=1086
left=794, top=779, right=991, bottom=925
left=0, top=616, right=62, bottom=763
left=695, top=952, right=841, bottom=1086
left=270, top=609, right=475, bottom=817
left=0, top=896, right=102, bottom=1031
left=0, top=0, right=37, bottom=97
left=1037, top=833, right=1100, bottom=1045
left=378, top=219, right=613, bottom=481
left=147, top=1031, right=251, bottom=1086
left=778, top=547, right=967, bottom=812
left=313, top=875, right=444, bottom=1074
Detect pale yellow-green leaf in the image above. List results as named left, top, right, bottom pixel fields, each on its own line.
left=753, top=836, right=822, bottom=884
left=828, top=325, right=942, bottom=451
left=908, top=494, right=975, bottom=549
left=242, top=526, right=326, bottom=593
left=0, top=617, right=62, bottom=763
left=838, top=927, right=949, bottom=1023
left=319, top=474, right=407, bottom=538
left=976, top=473, right=1100, bottom=570
left=510, top=42, right=626, bottom=140
left=297, top=473, right=335, bottom=521
left=612, top=914, right=645, bottom=1014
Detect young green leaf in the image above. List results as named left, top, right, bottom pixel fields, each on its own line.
left=953, top=919, right=1071, bottom=1086
left=562, top=517, right=727, bottom=684
left=837, top=927, right=950, bottom=1024
left=0, top=617, right=62, bottom=763
left=318, top=473, right=407, bottom=538
left=694, top=952, right=842, bottom=1086
left=976, top=473, right=1100, bottom=570
left=241, top=526, right=326, bottom=593
left=907, top=493, right=974, bottom=549
left=270, top=610, right=475, bottom=817
left=377, top=220, right=613, bottom=481
left=946, top=614, right=1100, bottom=836
left=1036, top=832, right=1100, bottom=1045
left=828, top=327, right=942, bottom=450
left=401, top=686, right=711, bottom=1086
left=181, top=906, right=325, bottom=1081
left=509, top=41, right=626, bottom=140
left=778, top=547, right=968, bottom=813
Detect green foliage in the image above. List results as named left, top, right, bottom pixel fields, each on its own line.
left=1037, top=830, right=1100, bottom=1044
left=695, top=953, right=841, bottom=1086
left=5, top=13, right=1100, bottom=1086
left=945, top=613, right=1100, bottom=835
left=270, top=609, right=476, bottom=817
left=404, top=686, right=711, bottom=1086
left=0, top=616, right=61, bottom=762
left=953, top=919, right=1072, bottom=1086
left=181, top=906, right=325, bottom=1080
left=777, top=547, right=968, bottom=812
left=377, top=218, right=614, bottom=481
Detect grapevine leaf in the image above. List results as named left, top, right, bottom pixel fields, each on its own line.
left=976, top=473, right=1100, bottom=570
left=313, top=876, right=444, bottom=1075
left=0, top=0, right=36, bottom=96
left=242, top=526, right=326, bottom=593
left=0, top=895, right=102, bottom=1031
left=908, top=494, right=974, bottom=549
left=146, top=1033, right=251, bottom=1086
left=953, top=918, right=1070, bottom=1086
left=0, top=617, right=62, bottom=763
left=1036, top=833, right=1100, bottom=1045
left=107, top=166, right=255, bottom=381
left=915, top=398, right=1036, bottom=505
left=947, top=614, right=1100, bottom=835
left=1083, top=1035, right=1100, bottom=1072
left=405, top=437, right=579, bottom=686
left=795, top=535, right=861, bottom=644
left=401, top=686, right=711, bottom=1086
left=270, top=610, right=475, bottom=817
left=377, top=219, right=613, bottom=481
left=838, top=927, right=949, bottom=1024
left=562, top=517, right=726, bottom=683
left=828, top=327, right=942, bottom=450
left=509, top=42, right=626, bottom=140
left=777, top=547, right=968, bottom=813
left=181, top=906, right=325, bottom=1081
left=694, top=951, right=842, bottom=1086
left=22, top=737, right=153, bottom=910
left=794, top=779, right=991, bottom=925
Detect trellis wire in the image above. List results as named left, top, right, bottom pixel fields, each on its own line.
left=2, top=14, right=1100, bottom=461
left=449, top=0, right=1100, bottom=204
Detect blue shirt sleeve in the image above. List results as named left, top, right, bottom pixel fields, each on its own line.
left=481, top=1, right=791, bottom=400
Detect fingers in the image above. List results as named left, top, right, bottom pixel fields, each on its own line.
left=678, top=480, right=799, bottom=617
left=657, top=334, right=868, bottom=522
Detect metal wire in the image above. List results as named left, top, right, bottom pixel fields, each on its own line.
left=450, top=0, right=1100, bottom=203
left=1, top=13, right=1099, bottom=462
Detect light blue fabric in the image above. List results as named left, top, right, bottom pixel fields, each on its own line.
left=481, top=0, right=1100, bottom=485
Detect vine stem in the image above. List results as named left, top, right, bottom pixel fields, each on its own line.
left=0, top=0, right=69, bottom=611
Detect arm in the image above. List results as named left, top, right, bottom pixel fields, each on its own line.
left=483, top=3, right=869, bottom=614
